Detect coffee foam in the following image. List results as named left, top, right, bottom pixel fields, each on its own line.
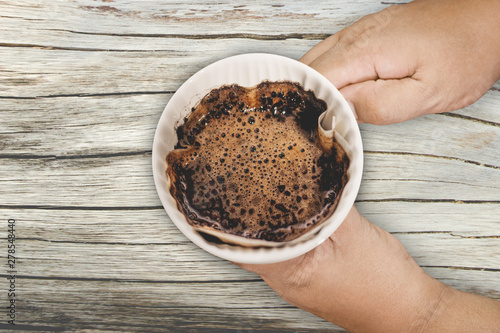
left=167, top=81, right=349, bottom=243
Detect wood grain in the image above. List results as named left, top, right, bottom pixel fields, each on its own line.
left=1, top=0, right=499, bottom=331
left=2, top=208, right=497, bottom=279
left=1, top=152, right=498, bottom=207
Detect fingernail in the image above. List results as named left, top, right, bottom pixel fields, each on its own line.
left=347, top=101, right=359, bottom=121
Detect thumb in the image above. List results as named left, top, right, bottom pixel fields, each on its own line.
left=340, top=78, right=430, bottom=125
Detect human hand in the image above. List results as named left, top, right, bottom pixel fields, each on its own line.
left=234, top=1, right=500, bottom=330
left=235, top=207, right=447, bottom=332
left=301, top=0, right=500, bottom=125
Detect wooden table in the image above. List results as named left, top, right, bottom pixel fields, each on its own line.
left=1, top=1, right=499, bottom=331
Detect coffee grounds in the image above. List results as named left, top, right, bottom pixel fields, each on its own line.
left=167, top=81, right=349, bottom=242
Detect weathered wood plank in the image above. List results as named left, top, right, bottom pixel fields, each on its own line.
left=1, top=202, right=498, bottom=245
left=8, top=269, right=499, bottom=332
left=357, top=202, right=500, bottom=236
left=360, top=110, right=500, bottom=168
left=0, top=94, right=168, bottom=156
left=13, top=277, right=342, bottom=332
left=2, top=45, right=499, bottom=100
left=9, top=268, right=497, bottom=332
left=0, top=41, right=319, bottom=98
left=7, top=233, right=498, bottom=280
left=2, top=203, right=497, bottom=282
left=359, top=152, right=500, bottom=201
left=1, top=93, right=499, bottom=164
left=0, top=153, right=158, bottom=207
left=1, top=0, right=386, bottom=36
left=1, top=20, right=327, bottom=51
left=0, top=202, right=498, bottom=292
left=1, top=151, right=497, bottom=207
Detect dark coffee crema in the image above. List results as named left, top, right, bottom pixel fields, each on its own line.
left=166, top=81, right=349, bottom=243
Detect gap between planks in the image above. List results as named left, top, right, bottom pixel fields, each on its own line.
left=0, top=198, right=499, bottom=212
left=0, top=89, right=498, bottom=101
left=0, top=265, right=498, bottom=284
left=0, top=149, right=498, bottom=170
left=0, top=31, right=328, bottom=52
left=13, top=231, right=500, bottom=247
left=34, top=30, right=333, bottom=40
left=0, top=274, right=261, bottom=284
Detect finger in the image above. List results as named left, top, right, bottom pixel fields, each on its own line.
left=308, top=47, right=378, bottom=89
left=299, top=33, right=341, bottom=65
left=299, top=10, right=384, bottom=67
left=339, top=77, right=430, bottom=125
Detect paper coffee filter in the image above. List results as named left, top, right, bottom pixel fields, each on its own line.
left=152, top=53, right=363, bottom=263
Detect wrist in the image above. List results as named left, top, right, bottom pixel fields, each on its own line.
left=409, top=278, right=451, bottom=333
left=358, top=263, right=449, bottom=333
left=422, top=284, right=500, bottom=332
